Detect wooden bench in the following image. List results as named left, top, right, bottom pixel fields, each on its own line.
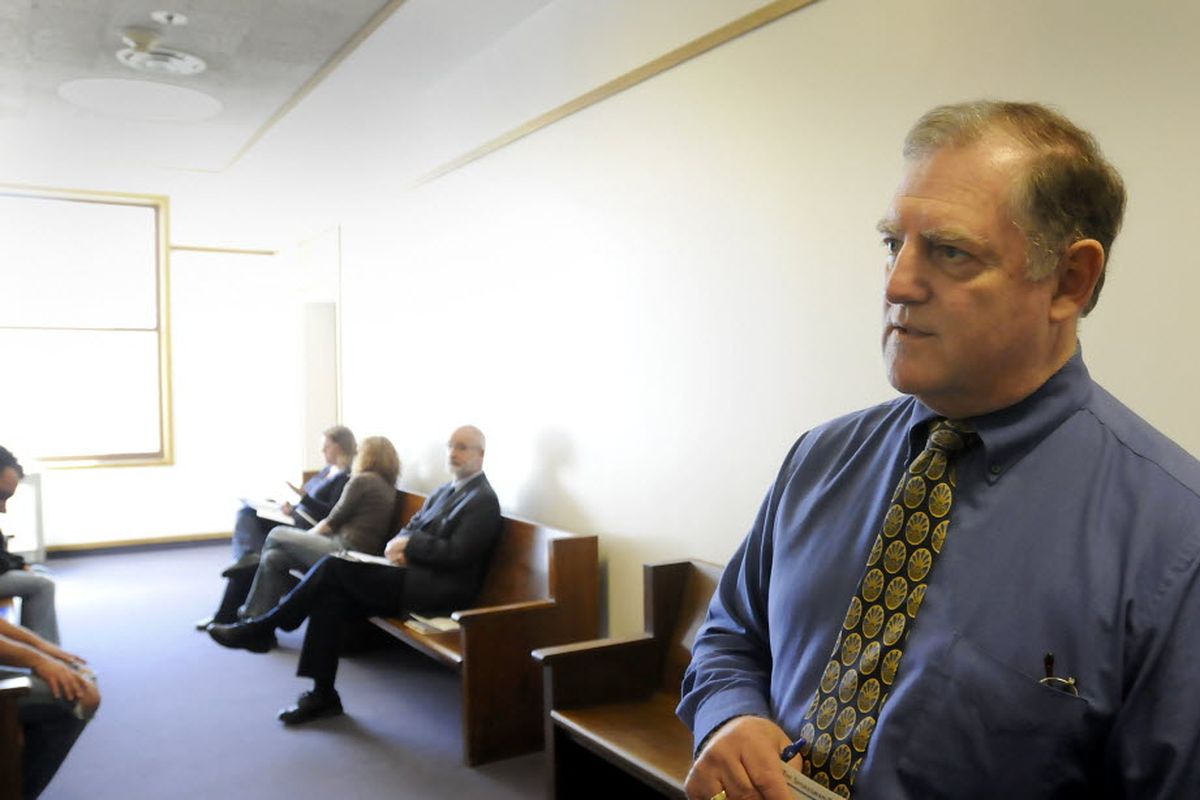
left=0, top=596, right=29, bottom=800
left=533, top=559, right=722, bottom=798
left=370, top=490, right=600, bottom=765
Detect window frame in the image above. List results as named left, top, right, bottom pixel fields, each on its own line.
left=0, top=184, right=174, bottom=468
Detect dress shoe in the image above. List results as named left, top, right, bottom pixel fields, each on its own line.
left=278, top=690, right=343, bottom=725
left=194, top=615, right=215, bottom=631
left=221, top=552, right=261, bottom=578
left=208, top=621, right=276, bottom=653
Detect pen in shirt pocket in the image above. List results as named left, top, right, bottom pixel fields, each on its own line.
left=1039, top=651, right=1079, bottom=695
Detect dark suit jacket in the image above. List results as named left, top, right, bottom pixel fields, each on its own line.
left=297, top=465, right=351, bottom=522
left=401, top=473, right=502, bottom=613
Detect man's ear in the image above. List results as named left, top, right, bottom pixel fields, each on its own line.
left=1050, top=238, right=1105, bottom=322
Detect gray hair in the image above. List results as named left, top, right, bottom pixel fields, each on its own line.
left=904, top=100, right=1125, bottom=315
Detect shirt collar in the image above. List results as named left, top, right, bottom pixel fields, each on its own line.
left=451, top=470, right=484, bottom=493
left=902, top=349, right=1093, bottom=482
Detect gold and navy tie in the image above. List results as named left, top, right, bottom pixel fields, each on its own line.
left=798, top=419, right=978, bottom=797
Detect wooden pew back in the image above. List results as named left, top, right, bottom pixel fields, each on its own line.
left=658, top=560, right=723, bottom=694
left=392, top=491, right=583, bottom=610
left=475, top=519, right=548, bottom=606
left=535, top=558, right=723, bottom=798
left=374, top=489, right=600, bottom=765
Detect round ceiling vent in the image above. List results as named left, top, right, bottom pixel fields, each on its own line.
left=116, top=46, right=206, bottom=75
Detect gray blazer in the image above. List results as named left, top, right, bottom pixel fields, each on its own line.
left=325, top=471, right=395, bottom=554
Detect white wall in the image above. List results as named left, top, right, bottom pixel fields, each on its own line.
left=13, top=1, right=1200, bottom=635
left=325, top=0, right=1200, bottom=635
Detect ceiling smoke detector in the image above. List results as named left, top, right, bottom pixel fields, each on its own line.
left=116, top=25, right=206, bottom=76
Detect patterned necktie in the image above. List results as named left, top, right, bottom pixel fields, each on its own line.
left=798, top=418, right=978, bottom=797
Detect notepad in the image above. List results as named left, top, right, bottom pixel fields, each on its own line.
left=241, top=498, right=295, bottom=526
left=336, top=550, right=394, bottom=567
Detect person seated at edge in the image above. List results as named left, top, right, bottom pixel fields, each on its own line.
left=230, top=434, right=401, bottom=635
left=0, top=446, right=62, bottom=646
left=208, top=425, right=501, bottom=725
left=1, top=446, right=100, bottom=799
left=231, top=425, right=357, bottom=561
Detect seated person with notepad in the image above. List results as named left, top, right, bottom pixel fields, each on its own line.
left=209, top=425, right=501, bottom=725
left=194, top=425, right=357, bottom=630
left=230, top=425, right=357, bottom=561
left=200, top=435, right=400, bottom=632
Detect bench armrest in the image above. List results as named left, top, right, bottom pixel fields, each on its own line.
left=532, top=633, right=655, bottom=663
left=451, top=598, right=556, bottom=623
left=451, top=599, right=563, bottom=668
left=534, top=633, right=663, bottom=707
left=0, top=675, right=32, bottom=695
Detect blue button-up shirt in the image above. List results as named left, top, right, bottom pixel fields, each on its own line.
left=679, top=353, right=1200, bottom=798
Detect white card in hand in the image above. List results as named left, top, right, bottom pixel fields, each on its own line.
left=783, top=763, right=843, bottom=800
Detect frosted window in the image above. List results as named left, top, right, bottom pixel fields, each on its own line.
left=0, top=195, right=158, bottom=329
left=0, top=191, right=167, bottom=463
left=0, top=330, right=163, bottom=459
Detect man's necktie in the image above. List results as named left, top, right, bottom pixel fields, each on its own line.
left=798, top=418, right=978, bottom=797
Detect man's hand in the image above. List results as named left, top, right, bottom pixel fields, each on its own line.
left=33, top=654, right=92, bottom=703
left=281, top=501, right=295, bottom=516
left=39, top=641, right=87, bottom=668
left=384, top=534, right=409, bottom=566
left=685, top=716, right=799, bottom=800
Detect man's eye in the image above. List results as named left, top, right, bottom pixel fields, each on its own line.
left=934, top=244, right=969, bottom=262
left=881, top=236, right=901, bottom=255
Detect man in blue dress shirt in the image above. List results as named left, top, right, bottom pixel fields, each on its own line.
left=678, top=101, right=1200, bottom=799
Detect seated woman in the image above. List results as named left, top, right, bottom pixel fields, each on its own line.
left=230, top=425, right=357, bottom=561
left=227, top=435, right=400, bottom=641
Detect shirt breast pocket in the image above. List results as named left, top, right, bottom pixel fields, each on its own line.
left=894, top=631, right=1096, bottom=799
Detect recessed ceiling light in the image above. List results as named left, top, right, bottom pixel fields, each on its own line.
left=151, top=11, right=188, bottom=26
left=57, top=78, right=222, bottom=123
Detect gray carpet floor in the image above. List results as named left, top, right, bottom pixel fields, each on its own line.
left=39, top=542, right=545, bottom=799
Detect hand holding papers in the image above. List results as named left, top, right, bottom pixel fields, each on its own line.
left=240, top=498, right=294, bottom=526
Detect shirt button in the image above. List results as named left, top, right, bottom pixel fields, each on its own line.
left=989, top=464, right=1002, bottom=475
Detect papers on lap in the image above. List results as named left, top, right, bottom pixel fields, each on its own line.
left=336, top=550, right=396, bottom=567
left=404, top=613, right=459, bottom=634
left=783, top=764, right=842, bottom=800
left=241, top=498, right=295, bottom=526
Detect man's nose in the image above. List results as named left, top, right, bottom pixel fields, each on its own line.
left=884, top=242, right=929, bottom=305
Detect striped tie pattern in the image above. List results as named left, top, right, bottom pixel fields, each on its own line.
left=798, top=418, right=978, bottom=797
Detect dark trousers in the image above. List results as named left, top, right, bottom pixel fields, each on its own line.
left=14, top=688, right=88, bottom=800
left=263, top=555, right=406, bottom=687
